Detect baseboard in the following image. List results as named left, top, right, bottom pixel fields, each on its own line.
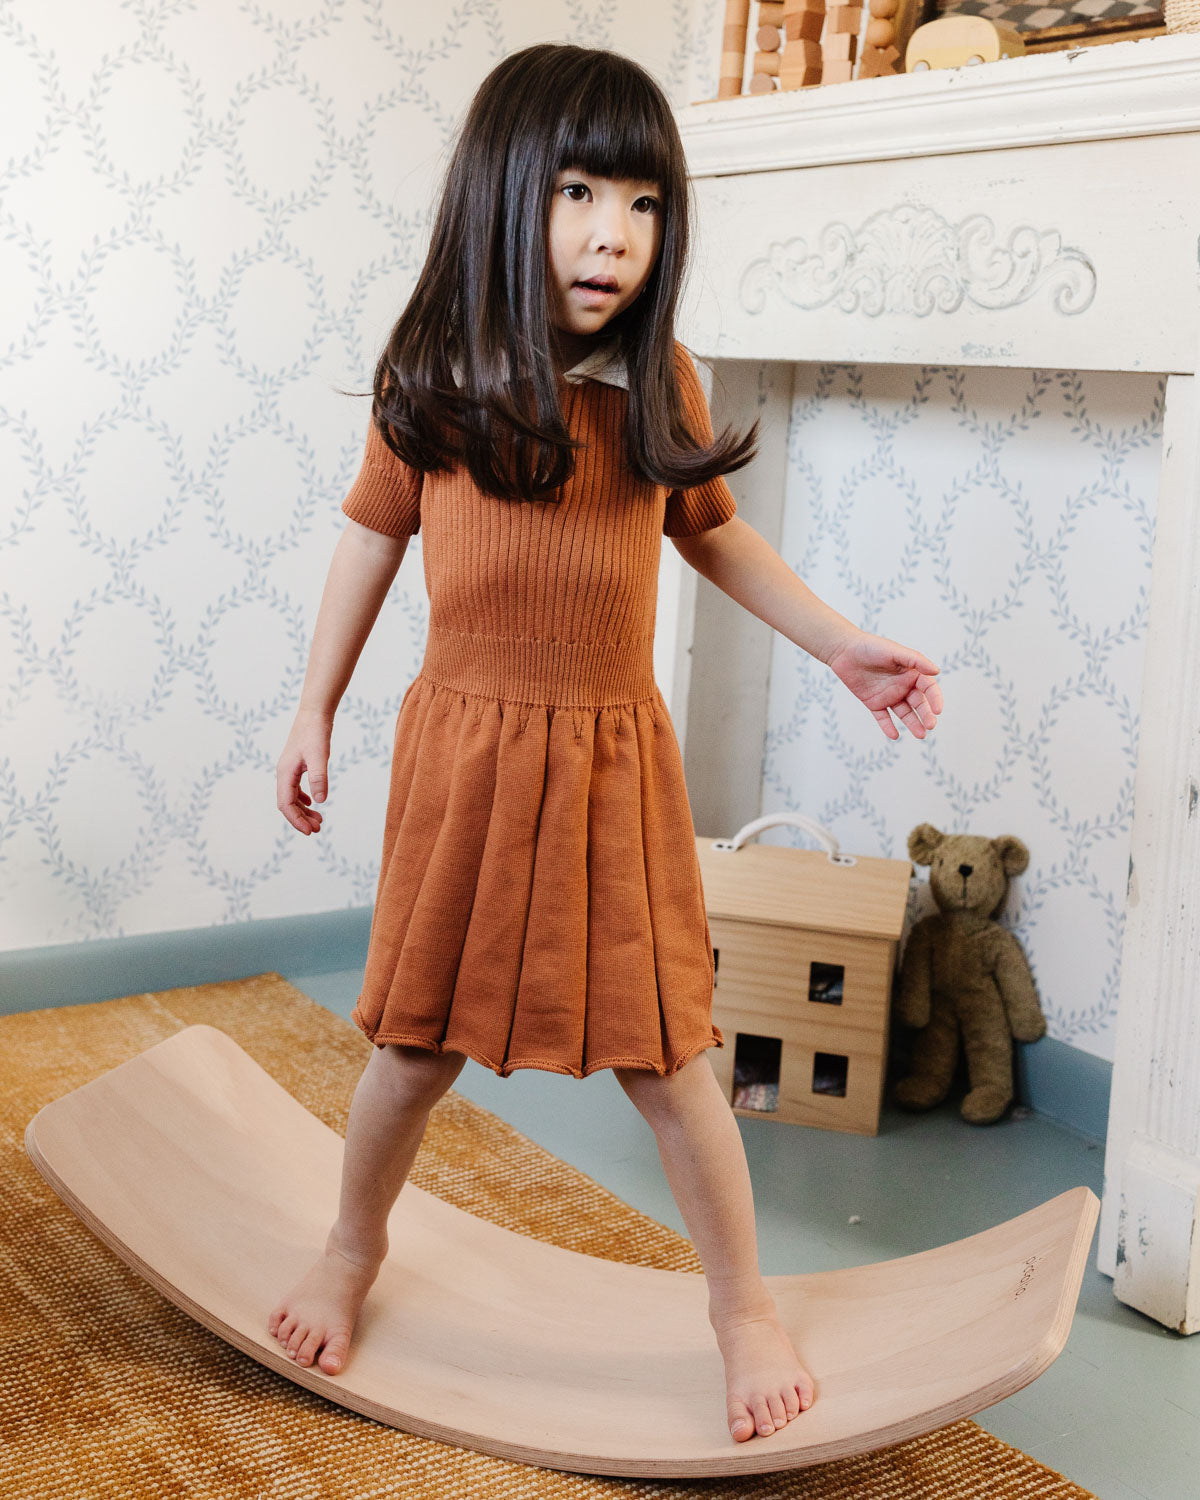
left=2, top=909, right=1110, bottom=1144
left=1015, top=1031, right=1111, bottom=1145
left=0, top=908, right=371, bottom=1014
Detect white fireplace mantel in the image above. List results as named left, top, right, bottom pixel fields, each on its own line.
left=682, top=31, right=1200, bottom=175
left=675, top=33, right=1200, bottom=1335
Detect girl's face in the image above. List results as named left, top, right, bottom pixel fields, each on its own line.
left=546, top=167, right=663, bottom=363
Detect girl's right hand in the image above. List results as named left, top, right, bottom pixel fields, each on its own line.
left=277, top=708, right=333, bottom=835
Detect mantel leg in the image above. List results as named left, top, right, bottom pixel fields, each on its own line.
left=1097, top=372, right=1200, bottom=1334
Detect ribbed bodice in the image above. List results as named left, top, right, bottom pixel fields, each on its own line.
left=420, top=381, right=662, bottom=706
left=340, top=341, right=738, bottom=708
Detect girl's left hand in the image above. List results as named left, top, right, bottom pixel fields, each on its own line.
left=824, top=629, right=943, bottom=740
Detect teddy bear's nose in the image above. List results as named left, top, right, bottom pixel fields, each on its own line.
left=958, top=864, right=973, bottom=878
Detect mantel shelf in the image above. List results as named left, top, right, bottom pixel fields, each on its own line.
left=677, top=32, right=1200, bottom=174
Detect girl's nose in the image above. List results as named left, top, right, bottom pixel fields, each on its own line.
left=590, top=215, right=630, bottom=255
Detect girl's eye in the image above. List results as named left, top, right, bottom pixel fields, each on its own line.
left=560, top=182, right=660, bottom=214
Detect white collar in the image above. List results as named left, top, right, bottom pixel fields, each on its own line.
left=561, top=339, right=628, bottom=389
left=448, top=340, right=628, bottom=391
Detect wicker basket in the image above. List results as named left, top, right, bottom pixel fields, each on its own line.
left=1164, top=0, right=1200, bottom=32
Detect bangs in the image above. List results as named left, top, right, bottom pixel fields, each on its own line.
left=552, top=74, right=675, bottom=191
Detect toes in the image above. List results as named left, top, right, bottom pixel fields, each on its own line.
left=319, top=1332, right=350, bottom=1375
left=766, top=1393, right=787, bottom=1429
left=294, top=1329, right=323, bottom=1366
left=798, top=1379, right=814, bottom=1411
left=750, top=1398, right=775, bottom=1437
left=275, top=1314, right=298, bottom=1346
left=729, top=1405, right=755, bottom=1441
left=783, top=1386, right=801, bottom=1418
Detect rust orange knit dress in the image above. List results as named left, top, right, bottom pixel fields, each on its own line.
left=340, top=339, right=737, bottom=1079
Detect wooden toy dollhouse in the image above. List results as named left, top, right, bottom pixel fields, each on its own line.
left=696, top=814, right=912, bottom=1135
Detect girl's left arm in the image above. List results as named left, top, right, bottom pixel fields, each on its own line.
left=671, top=516, right=944, bottom=741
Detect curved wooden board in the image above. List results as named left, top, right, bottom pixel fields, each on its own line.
left=24, top=1024, right=1098, bottom=1478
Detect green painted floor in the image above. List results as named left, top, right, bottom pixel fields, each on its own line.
left=291, top=969, right=1198, bottom=1500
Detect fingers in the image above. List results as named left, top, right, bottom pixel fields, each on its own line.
left=890, top=702, right=926, bottom=738
left=277, top=756, right=327, bottom=835
left=902, top=671, right=942, bottom=735
left=873, top=708, right=899, bottom=739
left=914, top=671, right=944, bottom=715
left=877, top=692, right=938, bottom=740
left=903, top=650, right=939, bottom=679
left=907, top=687, right=939, bottom=731
left=861, top=644, right=943, bottom=739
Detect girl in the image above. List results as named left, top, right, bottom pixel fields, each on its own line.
left=268, top=43, right=942, bottom=1446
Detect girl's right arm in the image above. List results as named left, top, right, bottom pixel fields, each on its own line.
left=276, top=519, right=410, bottom=835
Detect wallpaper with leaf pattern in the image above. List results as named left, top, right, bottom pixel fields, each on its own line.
left=759, top=362, right=1161, bottom=1064
left=0, top=0, right=713, bottom=944
left=1, top=2, right=1159, bottom=1067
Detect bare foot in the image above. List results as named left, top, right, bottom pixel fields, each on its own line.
left=267, top=1228, right=387, bottom=1376
left=710, top=1291, right=815, bottom=1443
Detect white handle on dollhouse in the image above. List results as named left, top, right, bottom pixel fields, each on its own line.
left=709, top=813, right=857, bottom=867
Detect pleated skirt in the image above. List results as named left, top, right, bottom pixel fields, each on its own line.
left=350, top=672, right=724, bottom=1078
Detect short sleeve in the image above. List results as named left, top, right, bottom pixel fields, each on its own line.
left=662, top=344, right=739, bottom=538
left=340, top=410, right=423, bottom=538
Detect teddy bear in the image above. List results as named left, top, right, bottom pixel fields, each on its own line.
left=892, top=823, right=1046, bottom=1125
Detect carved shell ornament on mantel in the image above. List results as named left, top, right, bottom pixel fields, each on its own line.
left=738, top=204, right=1098, bottom=317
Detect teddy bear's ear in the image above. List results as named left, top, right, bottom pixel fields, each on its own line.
left=992, top=835, right=1030, bottom=876
left=908, top=823, right=944, bottom=866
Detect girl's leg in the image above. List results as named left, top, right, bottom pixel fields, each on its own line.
left=613, top=1051, right=815, bottom=1442
left=268, top=1041, right=467, bottom=1374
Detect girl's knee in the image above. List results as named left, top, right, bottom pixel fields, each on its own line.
left=615, top=1053, right=714, bottom=1120
left=614, top=1062, right=681, bottom=1116
left=377, top=1042, right=467, bottom=1105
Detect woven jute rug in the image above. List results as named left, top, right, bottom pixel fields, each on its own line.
left=2, top=973, right=1096, bottom=1499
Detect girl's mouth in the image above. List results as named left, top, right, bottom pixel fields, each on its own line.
left=573, top=279, right=619, bottom=302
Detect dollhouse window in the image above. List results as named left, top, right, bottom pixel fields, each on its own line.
left=813, top=1052, right=848, bottom=1097
left=808, top=961, right=844, bottom=1005
left=731, top=1032, right=780, bottom=1112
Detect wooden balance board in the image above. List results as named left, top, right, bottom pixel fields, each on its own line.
left=24, top=1023, right=1098, bottom=1479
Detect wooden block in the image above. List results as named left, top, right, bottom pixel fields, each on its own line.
left=753, top=48, right=781, bottom=73
left=718, top=61, right=745, bottom=97
left=821, top=57, right=854, bottom=82
left=718, top=0, right=751, bottom=98
left=748, top=71, right=779, bottom=92
left=823, top=30, right=857, bottom=60
left=756, top=22, right=783, bottom=49
left=781, top=37, right=822, bottom=67
left=827, top=6, right=863, bottom=32
left=857, top=41, right=900, bottom=76
left=782, top=0, right=826, bottom=14
left=779, top=60, right=823, bottom=87
left=758, top=0, right=786, bottom=18
left=785, top=8, right=825, bottom=42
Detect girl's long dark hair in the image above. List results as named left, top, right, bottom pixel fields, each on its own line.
left=362, top=43, right=758, bottom=503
